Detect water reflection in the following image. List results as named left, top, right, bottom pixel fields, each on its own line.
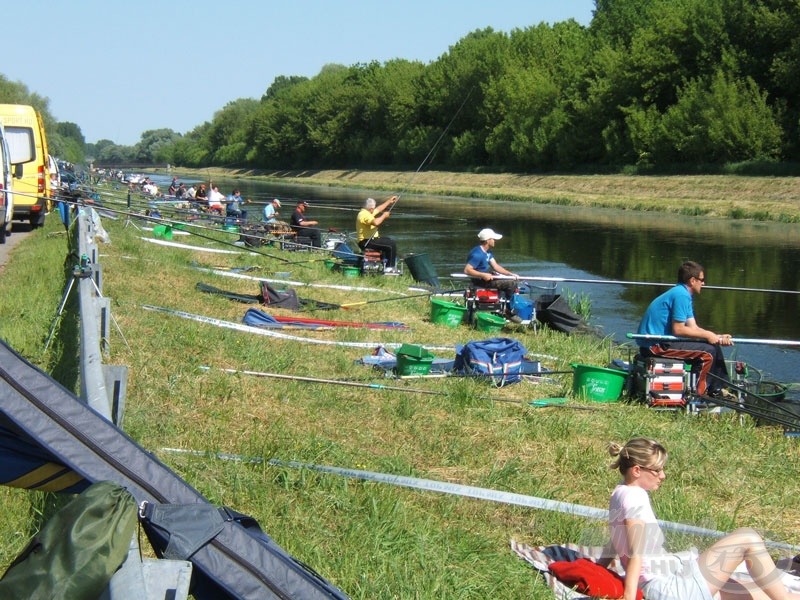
left=189, top=176, right=800, bottom=384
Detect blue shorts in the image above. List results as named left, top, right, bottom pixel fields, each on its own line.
left=641, top=558, right=713, bottom=600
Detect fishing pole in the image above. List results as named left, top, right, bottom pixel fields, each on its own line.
left=394, top=86, right=476, bottom=210
left=627, top=333, right=800, bottom=347
left=205, top=366, right=553, bottom=406
left=365, top=86, right=477, bottom=247
left=449, top=273, right=800, bottom=296
left=156, top=448, right=800, bottom=553
left=61, top=198, right=298, bottom=264
left=340, top=289, right=467, bottom=310
left=202, top=366, right=444, bottom=395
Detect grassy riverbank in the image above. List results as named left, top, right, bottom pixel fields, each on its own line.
left=0, top=187, right=799, bottom=598
left=171, top=167, right=800, bottom=223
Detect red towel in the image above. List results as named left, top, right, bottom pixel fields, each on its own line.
left=548, top=558, right=643, bottom=600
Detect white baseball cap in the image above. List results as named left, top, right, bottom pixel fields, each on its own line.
left=477, top=228, right=503, bottom=241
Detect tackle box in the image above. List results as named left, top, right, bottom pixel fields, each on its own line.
left=631, top=356, right=692, bottom=409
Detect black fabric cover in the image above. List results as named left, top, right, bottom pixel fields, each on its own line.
left=0, top=339, right=349, bottom=600
left=196, top=281, right=339, bottom=311
left=536, top=294, right=582, bottom=334
left=196, top=282, right=261, bottom=304
left=260, top=282, right=301, bottom=311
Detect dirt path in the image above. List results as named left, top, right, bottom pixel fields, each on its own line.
left=0, top=225, right=32, bottom=274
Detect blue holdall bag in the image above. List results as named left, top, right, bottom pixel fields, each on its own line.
left=454, top=337, right=528, bottom=387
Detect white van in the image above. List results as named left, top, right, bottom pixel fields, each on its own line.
left=0, top=120, right=19, bottom=243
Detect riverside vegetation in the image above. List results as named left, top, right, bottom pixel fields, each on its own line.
left=0, top=179, right=799, bottom=599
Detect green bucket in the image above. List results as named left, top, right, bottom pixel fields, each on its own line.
left=571, top=363, right=627, bottom=402
left=342, top=265, right=360, bottom=278
left=474, top=311, right=506, bottom=333
left=324, top=259, right=337, bottom=270
left=395, top=344, right=435, bottom=376
left=152, top=224, right=173, bottom=240
left=429, top=298, right=467, bottom=328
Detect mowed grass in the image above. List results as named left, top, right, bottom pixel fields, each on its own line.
left=0, top=189, right=798, bottom=599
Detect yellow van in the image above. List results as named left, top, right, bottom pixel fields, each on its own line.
left=0, top=104, right=51, bottom=228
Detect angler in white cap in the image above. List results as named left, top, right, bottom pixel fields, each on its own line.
left=464, top=228, right=521, bottom=320
left=263, top=198, right=282, bottom=223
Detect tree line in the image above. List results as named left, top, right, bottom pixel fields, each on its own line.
left=0, top=77, right=86, bottom=165
left=7, top=0, right=800, bottom=173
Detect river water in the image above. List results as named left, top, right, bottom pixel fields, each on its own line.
left=161, top=173, right=800, bottom=386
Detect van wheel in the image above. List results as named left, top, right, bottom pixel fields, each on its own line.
left=30, top=214, right=45, bottom=229
left=0, top=224, right=6, bottom=244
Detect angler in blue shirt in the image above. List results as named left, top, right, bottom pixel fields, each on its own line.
left=637, top=261, right=733, bottom=397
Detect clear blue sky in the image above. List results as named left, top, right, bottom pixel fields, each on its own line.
left=8, top=0, right=594, bottom=146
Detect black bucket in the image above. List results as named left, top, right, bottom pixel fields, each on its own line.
left=404, top=253, right=440, bottom=288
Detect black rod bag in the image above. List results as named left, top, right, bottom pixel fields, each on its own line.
left=0, top=339, right=348, bottom=600
left=535, top=294, right=582, bottom=334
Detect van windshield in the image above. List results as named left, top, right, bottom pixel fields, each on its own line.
left=4, top=127, right=34, bottom=164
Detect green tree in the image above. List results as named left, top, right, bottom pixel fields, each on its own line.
left=205, top=98, right=260, bottom=166
left=484, top=20, right=592, bottom=169
left=627, top=69, right=781, bottom=163
left=133, top=129, right=182, bottom=164
left=251, top=75, right=318, bottom=168
left=56, top=122, right=85, bottom=146
left=417, top=28, right=511, bottom=167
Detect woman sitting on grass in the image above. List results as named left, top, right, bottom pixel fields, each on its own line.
left=604, top=437, right=800, bottom=600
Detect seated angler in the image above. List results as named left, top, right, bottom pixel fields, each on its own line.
left=636, top=260, right=733, bottom=397
left=464, top=227, right=519, bottom=289
left=290, top=201, right=321, bottom=247
left=225, top=189, right=250, bottom=221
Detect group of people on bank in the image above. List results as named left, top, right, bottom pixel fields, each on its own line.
left=156, top=177, right=789, bottom=597
left=161, top=180, right=737, bottom=400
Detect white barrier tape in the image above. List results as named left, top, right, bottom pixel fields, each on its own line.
left=160, top=448, right=800, bottom=553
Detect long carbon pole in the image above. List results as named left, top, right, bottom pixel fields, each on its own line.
left=627, top=333, right=800, bottom=347
left=203, top=366, right=445, bottom=395
left=367, top=87, right=477, bottom=246
left=159, top=449, right=800, bottom=553
left=449, top=273, right=800, bottom=296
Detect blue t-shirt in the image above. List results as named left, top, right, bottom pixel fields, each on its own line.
left=637, top=284, right=694, bottom=345
left=466, top=245, right=493, bottom=273
left=227, top=194, right=242, bottom=211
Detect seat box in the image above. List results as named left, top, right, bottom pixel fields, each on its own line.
left=632, top=356, right=690, bottom=408
left=648, top=391, right=687, bottom=409
left=643, top=358, right=686, bottom=375
left=648, top=375, right=684, bottom=393
left=361, top=250, right=385, bottom=275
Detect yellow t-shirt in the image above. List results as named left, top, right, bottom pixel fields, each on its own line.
left=356, top=208, right=380, bottom=241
